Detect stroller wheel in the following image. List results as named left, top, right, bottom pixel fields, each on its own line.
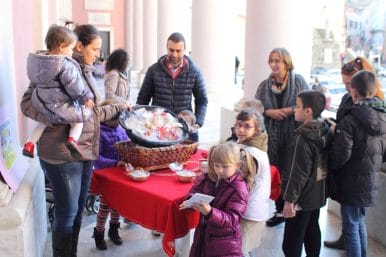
left=91, top=195, right=100, bottom=214
left=85, top=195, right=93, bottom=213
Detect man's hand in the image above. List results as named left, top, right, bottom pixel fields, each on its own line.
left=283, top=201, right=296, bottom=218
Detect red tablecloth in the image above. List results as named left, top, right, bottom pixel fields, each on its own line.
left=91, top=150, right=205, bottom=256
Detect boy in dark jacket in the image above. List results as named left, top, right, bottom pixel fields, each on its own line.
left=329, top=70, right=386, bottom=257
left=281, top=90, right=332, bottom=257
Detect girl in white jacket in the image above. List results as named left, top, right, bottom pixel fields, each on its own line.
left=235, top=108, right=271, bottom=256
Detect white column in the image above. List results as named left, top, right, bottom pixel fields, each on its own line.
left=125, top=0, right=134, bottom=68
left=142, top=0, right=158, bottom=72
left=191, top=0, right=238, bottom=93
left=157, top=0, right=191, bottom=58
left=132, top=0, right=143, bottom=71
left=243, top=0, right=313, bottom=98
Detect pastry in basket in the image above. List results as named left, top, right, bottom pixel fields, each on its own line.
left=119, top=105, right=189, bottom=147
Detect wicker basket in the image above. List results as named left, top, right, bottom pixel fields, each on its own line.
left=115, top=140, right=198, bottom=171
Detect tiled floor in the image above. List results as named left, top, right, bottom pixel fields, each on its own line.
left=43, top=78, right=386, bottom=256
left=43, top=204, right=386, bottom=257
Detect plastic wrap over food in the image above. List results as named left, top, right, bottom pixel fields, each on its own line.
left=122, top=107, right=185, bottom=143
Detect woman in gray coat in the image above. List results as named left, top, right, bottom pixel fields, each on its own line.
left=20, top=24, right=129, bottom=257
left=104, top=48, right=130, bottom=102
left=255, top=48, right=308, bottom=227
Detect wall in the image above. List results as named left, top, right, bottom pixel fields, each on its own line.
left=72, top=0, right=126, bottom=51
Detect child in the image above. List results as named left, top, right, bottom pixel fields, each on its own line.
left=104, top=48, right=130, bottom=102
left=329, top=70, right=386, bottom=257
left=179, top=141, right=249, bottom=257
left=281, top=90, right=332, bottom=257
left=178, top=110, right=198, bottom=142
left=227, top=99, right=268, bottom=151
left=92, top=99, right=129, bottom=250
left=22, top=25, right=94, bottom=159
left=234, top=109, right=271, bottom=256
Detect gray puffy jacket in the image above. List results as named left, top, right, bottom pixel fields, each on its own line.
left=27, top=52, right=93, bottom=124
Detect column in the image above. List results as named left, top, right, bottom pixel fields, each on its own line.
left=132, top=0, right=143, bottom=71
left=243, top=0, right=313, bottom=98
left=191, top=0, right=238, bottom=93
left=157, top=0, right=191, bottom=58
left=131, top=0, right=143, bottom=86
left=125, top=0, right=134, bottom=68
left=142, top=0, right=158, bottom=72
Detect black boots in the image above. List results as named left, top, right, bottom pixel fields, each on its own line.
left=70, top=223, right=81, bottom=257
left=108, top=222, right=123, bottom=245
left=324, top=234, right=346, bottom=250
left=93, top=222, right=123, bottom=250
left=93, top=228, right=107, bottom=250
left=52, top=231, right=72, bottom=257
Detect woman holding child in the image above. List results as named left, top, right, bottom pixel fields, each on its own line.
left=20, top=24, right=129, bottom=257
left=255, top=48, right=308, bottom=226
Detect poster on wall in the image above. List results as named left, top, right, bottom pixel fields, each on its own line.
left=0, top=105, right=28, bottom=192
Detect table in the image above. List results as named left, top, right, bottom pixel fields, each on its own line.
left=91, top=150, right=205, bottom=256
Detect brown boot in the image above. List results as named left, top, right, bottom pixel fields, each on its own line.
left=324, top=234, right=345, bottom=250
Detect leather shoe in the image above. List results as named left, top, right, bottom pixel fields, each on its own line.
left=324, top=234, right=346, bottom=250
left=266, top=212, right=285, bottom=227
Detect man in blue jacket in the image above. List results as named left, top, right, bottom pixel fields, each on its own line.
left=136, top=32, right=208, bottom=128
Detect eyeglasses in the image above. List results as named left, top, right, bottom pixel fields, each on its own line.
left=342, top=58, right=362, bottom=74
left=234, top=123, right=254, bottom=130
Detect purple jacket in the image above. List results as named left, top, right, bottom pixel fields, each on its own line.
left=188, top=172, right=248, bottom=257
left=93, top=124, right=129, bottom=170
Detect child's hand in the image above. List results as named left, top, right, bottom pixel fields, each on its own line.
left=325, top=118, right=337, bottom=134
left=117, top=161, right=127, bottom=167
left=283, top=201, right=296, bottom=218
left=179, top=200, right=189, bottom=210
left=191, top=202, right=212, bottom=216
left=84, top=99, right=95, bottom=108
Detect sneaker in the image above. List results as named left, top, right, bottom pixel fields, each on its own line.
left=22, top=142, right=34, bottom=158
left=65, top=137, right=84, bottom=159
left=266, top=212, right=285, bottom=227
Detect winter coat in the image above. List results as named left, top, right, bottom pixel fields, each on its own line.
left=136, top=55, right=208, bottom=126
left=255, top=72, right=308, bottom=171
left=240, top=145, right=271, bottom=221
left=188, top=172, right=248, bottom=257
left=336, top=93, right=353, bottom=123
left=93, top=124, right=129, bottom=170
left=282, top=120, right=332, bottom=211
left=20, top=53, right=128, bottom=162
left=27, top=52, right=93, bottom=124
left=329, top=99, right=386, bottom=207
left=104, top=69, right=130, bottom=102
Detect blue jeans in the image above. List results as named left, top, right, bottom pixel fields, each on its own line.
left=341, top=204, right=367, bottom=257
left=40, top=159, right=93, bottom=233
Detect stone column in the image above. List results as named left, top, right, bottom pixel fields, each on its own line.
left=243, top=0, right=313, bottom=98
left=142, top=0, right=158, bottom=72
left=191, top=0, right=238, bottom=93
left=131, top=0, right=143, bottom=86
left=125, top=0, right=134, bottom=68
left=132, top=0, right=143, bottom=71
left=157, top=0, right=191, bottom=58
